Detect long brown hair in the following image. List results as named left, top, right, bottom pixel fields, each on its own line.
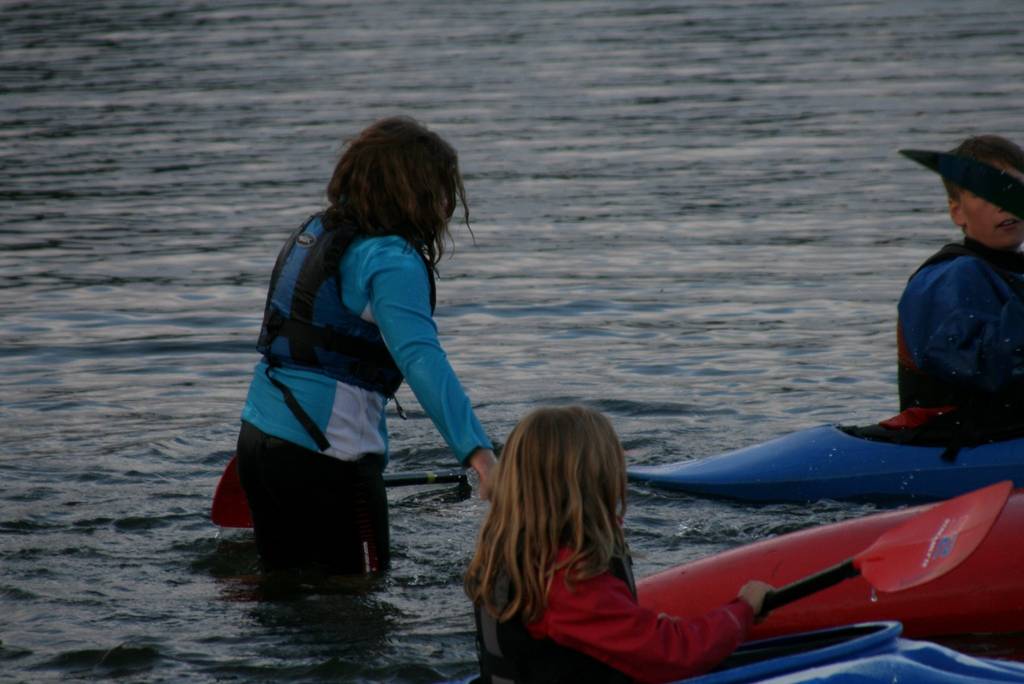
left=464, top=406, right=628, bottom=623
left=324, top=116, right=469, bottom=268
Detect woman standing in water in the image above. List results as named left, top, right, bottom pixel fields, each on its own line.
left=236, top=116, right=496, bottom=575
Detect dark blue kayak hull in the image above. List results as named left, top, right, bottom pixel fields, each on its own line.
left=689, top=622, right=1024, bottom=683
left=627, top=425, right=1024, bottom=502
left=441, top=622, right=1024, bottom=683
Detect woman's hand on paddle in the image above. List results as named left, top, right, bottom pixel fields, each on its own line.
left=738, top=580, right=774, bottom=620
left=468, top=448, right=497, bottom=500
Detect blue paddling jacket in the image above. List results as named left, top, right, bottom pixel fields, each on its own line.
left=897, top=238, right=1024, bottom=437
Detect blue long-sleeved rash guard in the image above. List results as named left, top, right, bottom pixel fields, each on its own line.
left=898, top=253, right=1024, bottom=395
left=241, top=234, right=492, bottom=465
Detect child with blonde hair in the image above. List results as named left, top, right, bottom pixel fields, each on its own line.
left=465, top=406, right=771, bottom=684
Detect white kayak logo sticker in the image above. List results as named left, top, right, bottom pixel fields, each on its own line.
left=297, top=233, right=316, bottom=247
left=922, top=516, right=959, bottom=568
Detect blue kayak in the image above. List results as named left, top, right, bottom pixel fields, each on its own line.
left=441, top=622, right=1024, bottom=683
left=689, top=622, right=1024, bottom=683
left=627, top=424, right=1024, bottom=503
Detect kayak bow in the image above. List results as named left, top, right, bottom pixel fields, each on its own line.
left=628, top=424, right=1024, bottom=503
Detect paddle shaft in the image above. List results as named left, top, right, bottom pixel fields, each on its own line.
left=760, top=559, right=859, bottom=615
left=211, top=456, right=469, bottom=528
left=384, top=469, right=467, bottom=487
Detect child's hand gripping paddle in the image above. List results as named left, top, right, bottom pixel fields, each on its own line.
left=759, top=480, right=1013, bottom=616
left=210, top=454, right=469, bottom=528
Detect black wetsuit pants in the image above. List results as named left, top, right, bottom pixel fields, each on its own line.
left=235, top=421, right=389, bottom=574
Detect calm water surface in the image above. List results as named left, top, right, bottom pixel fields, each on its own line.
left=2, top=1, right=1023, bottom=681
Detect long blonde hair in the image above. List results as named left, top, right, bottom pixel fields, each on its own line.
left=464, top=406, right=628, bottom=623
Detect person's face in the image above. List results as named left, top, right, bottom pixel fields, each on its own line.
left=948, top=163, right=1024, bottom=251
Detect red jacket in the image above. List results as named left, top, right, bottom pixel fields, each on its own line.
left=526, top=552, right=754, bottom=684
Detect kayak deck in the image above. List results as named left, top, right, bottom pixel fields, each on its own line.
left=638, top=489, right=1024, bottom=641
left=438, top=622, right=1024, bottom=683
left=690, top=621, right=1024, bottom=683
left=628, top=425, right=1024, bottom=503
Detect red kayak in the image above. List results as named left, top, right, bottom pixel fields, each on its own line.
left=637, top=489, right=1024, bottom=640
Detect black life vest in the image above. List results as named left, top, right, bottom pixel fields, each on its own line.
left=473, top=557, right=636, bottom=684
left=255, top=213, right=435, bottom=450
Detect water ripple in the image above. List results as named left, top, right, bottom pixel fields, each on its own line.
left=2, top=0, right=1022, bottom=679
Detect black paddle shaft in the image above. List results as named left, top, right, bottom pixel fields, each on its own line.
left=759, top=558, right=859, bottom=616
left=383, top=469, right=467, bottom=488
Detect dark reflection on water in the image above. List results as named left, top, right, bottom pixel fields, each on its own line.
left=2, top=0, right=1023, bottom=680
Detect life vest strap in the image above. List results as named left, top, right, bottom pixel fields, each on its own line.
left=263, top=362, right=331, bottom=452
left=268, top=313, right=398, bottom=366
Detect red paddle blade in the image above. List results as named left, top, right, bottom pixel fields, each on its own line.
left=854, top=480, right=1012, bottom=593
left=210, top=454, right=254, bottom=528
